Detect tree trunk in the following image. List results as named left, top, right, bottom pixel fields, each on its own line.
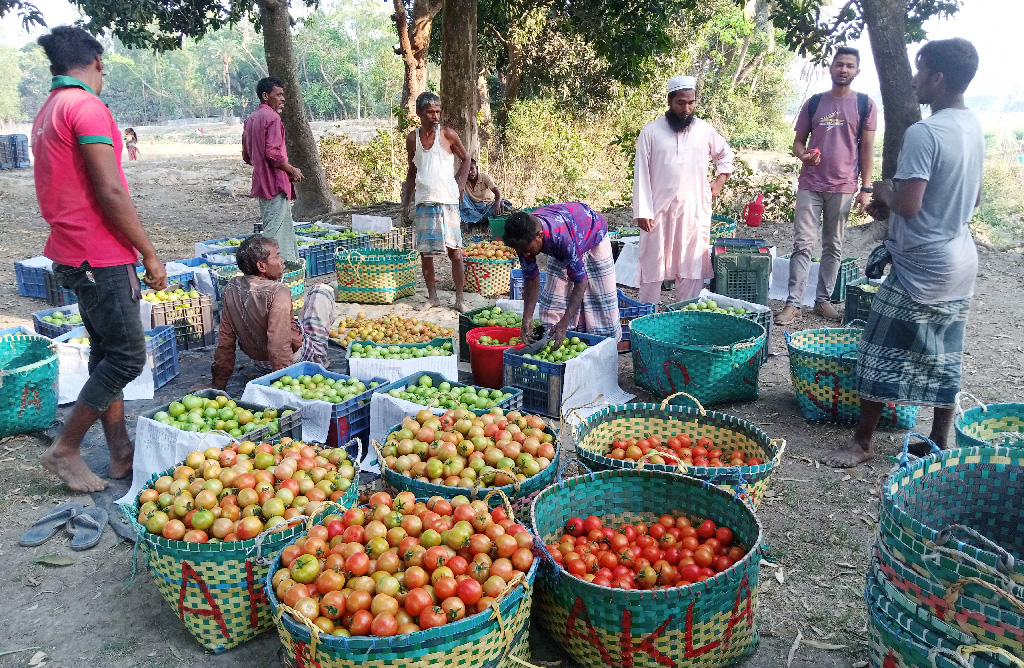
left=861, top=0, right=921, bottom=179
left=493, top=41, right=525, bottom=132
left=258, top=0, right=335, bottom=218
left=477, top=67, right=492, bottom=150
left=393, top=0, right=443, bottom=121
left=440, top=0, right=479, bottom=160
left=731, top=34, right=751, bottom=87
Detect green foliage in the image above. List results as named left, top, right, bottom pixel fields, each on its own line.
left=718, top=158, right=798, bottom=224
left=770, top=0, right=962, bottom=63
left=972, top=157, right=1024, bottom=249
left=319, top=129, right=406, bottom=205
left=0, top=46, right=23, bottom=121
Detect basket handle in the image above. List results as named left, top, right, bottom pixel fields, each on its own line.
left=844, top=319, right=867, bottom=329
left=943, top=577, right=1024, bottom=641
left=342, top=437, right=364, bottom=466
left=701, top=471, right=756, bottom=512
left=935, top=523, right=1016, bottom=573
left=634, top=451, right=686, bottom=475
left=782, top=330, right=791, bottom=344
left=556, top=457, right=593, bottom=482
left=921, top=538, right=1022, bottom=597
left=276, top=602, right=322, bottom=659
left=837, top=350, right=858, bottom=362
left=481, top=488, right=517, bottom=523
left=954, top=391, right=986, bottom=420
left=897, top=432, right=941, bottom=468
left=930, top=645, right=1024, bottom=668
left=659, top=391, right=706, bottom=415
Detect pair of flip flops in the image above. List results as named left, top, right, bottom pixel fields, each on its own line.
left=19, top=502, right=108, bottom=550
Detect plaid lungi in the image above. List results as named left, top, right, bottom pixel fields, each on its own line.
left=254, top=283, right=335, bottom=373
left=539, top=237, right=621, bottom=341
left=856, top=272, right=970, bottom=407
left=415, top=203, right=462, bottom=255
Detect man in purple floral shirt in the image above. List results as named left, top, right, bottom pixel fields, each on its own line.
left=503, top=202, right=620, bottom=349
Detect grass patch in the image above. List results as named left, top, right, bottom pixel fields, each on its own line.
left=101, top=637, right=141, bottom=658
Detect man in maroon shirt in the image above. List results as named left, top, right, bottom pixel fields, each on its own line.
left=242, top=77, right=303, bottom=263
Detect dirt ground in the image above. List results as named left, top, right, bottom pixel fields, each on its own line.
left=1, top=142, right=1023, bottom=668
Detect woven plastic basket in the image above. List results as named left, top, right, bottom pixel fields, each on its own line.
left=873, top=541, right=1024, bottom=654
left=267, top=502, right=539, bottom=668
left=214, top=261, right=306, bottom=310
left=879, top=434, right=1024, bottom=599
left=710, top=213, right=737, bottom=243
left=785, top=325, right=920, bottom=428
left=571, top=393, right=784, bottom=509
left=955, top=394, right=1024, bottom=449
left=0, top=333, right=58, bottom=437
left=121, top=450, right=358, bottom=652
left=374, top=417, right=560, bottom=506
left=631, top=310, right=765, bottom=405
left=465, top=256, right=516, bottom=297
left=531, top=468, right=764, bottom=668
left=335, top=249, right=417, bottom=304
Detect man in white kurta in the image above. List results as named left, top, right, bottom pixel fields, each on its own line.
left=633, top=76, right=734, bottom=303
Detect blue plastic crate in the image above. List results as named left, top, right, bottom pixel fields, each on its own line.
left=32, top=306, right=81, bottom=338
left=376, top=370, right=523, bottom=417
left=0, top=325, right=32, bottom=337
left=510, top=269, right=547, bottom=300
left=502, top=330, right=608, bottom=417
left=201, top=235, right=247, bottom=253
left=296, top=236, right=338, bottom=277
left=136, top=265, right=194, bottom=289
left=617, top=290, right=656, bottom=354
left=0, top=139, right=13, bottom=170
left=199, top=253, right=238, bottom=266
left=248, top=362, right=387, bottom=458
left=15, top=258, right=50, bottom=298
left=57, top=324, right=179, bottom=389
left=9, top=134, right=29, bottom=168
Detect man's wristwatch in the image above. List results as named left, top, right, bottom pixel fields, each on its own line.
left=860, top=187, right=873, bottom=193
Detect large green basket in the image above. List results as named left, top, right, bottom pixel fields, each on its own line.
left=571, top=394, right=784, bottom=509
left=335, top=249, right=417, bottom=304
left=120, top=448, right=357, bottom=652
left=0, top=333, right=58, bottom=437
left=531, top=469, right=764, bottom=668
left=879, top=435, right=1024, bottom=602
left=267, top=529, right=538, bottom=668
left=630, top=310, right=765, bottom=405
left=955, top=394, right=1024, bottom=449
left=873, top=540, right=1024, bottom=655
left=465, top=256, right=516, bottom=298
left=866, top=569, right=1017, bottom=668
left=785, top=326, right=919, bottom=428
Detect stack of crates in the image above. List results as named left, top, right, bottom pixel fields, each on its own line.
left=10, top=135, right=30, bottom=168
left=711, top=238, right=772, bottom=306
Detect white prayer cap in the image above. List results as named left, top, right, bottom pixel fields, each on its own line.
left=667, top=76, right=696, bottom=93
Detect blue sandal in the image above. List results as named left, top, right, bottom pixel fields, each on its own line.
left=19, top=502, right=84, bottom=546
left=66, top=506, right=108, bottom=551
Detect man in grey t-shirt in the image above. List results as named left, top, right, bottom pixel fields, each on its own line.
left=825, top=38, right=983, bottom=468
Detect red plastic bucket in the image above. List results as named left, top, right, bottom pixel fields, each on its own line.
left=467, top=326, right=524, bottom=389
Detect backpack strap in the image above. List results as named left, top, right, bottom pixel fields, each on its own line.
left=856, top=92, right=869, bottom=144
left=807, top=93, right=823, bottom=123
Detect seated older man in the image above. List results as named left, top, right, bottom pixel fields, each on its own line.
left=460, top=158, right=511, bottom=225
left=211, top=235, right=334, bottom=388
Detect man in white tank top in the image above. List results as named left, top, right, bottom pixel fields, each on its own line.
left=401, top=91, right=472, bottom=311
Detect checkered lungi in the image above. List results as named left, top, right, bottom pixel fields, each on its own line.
left=254, top=283, right=335, bottom=372
left=539, top=237, right=621, bottom=341
left=856, top=272, right=970, bottom=408
left=415, top=203, right=462, bottom=255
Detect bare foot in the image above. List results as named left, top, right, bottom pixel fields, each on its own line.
left=42, top=444, right=108, bottom=492
left=452, top=301, right=468, bottom=313
left=426, top=296, right=441, bottom=308
left=822, top=438, right=874, bottom=468
left=107, top=438, right=135, bottom=480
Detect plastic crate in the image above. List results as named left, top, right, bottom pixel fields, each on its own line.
left=32, top=306, right=81, bottom=338
left=369, top=227, right=415, bottom=250
left=296, top=236, right=338, bottom=277
left=458, top=306, right=539, bottom=363
left=510, top=269, right=546, bottom=300
left=617, top=290, right=656, bottom=353
left=200, top=235, right=247, bottom=253
left=378, top=370, right=523, bottom=417
left=844, top=277, right=883, bottom=324
left=146, top=287, right=215, bottom=350
left=667, top=293, right=772, bottom=363
left=44, top=270, right=78, bottom=306
left=56, top=324, right=179, bottom=389
left=0, top=325, right=32, bottom=337
left=136, top=265, right=194, bottom=289
left=9, top=134, right=30, bottom=168
left=830, top=257, right=861, bottom=302
left=15, top=258, right=50, bottom=298
left=711, top=242, right=772, bottom=306
left=248, top=361, right=386, bottom=459
left=502, top=331, right=608, bottom=417
left=0, top=139, right=14, bottom=170
left=142, top=389, right=302, bottom=442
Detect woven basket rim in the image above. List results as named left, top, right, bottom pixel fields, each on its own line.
left=529, top=468, right=764, bottom=599
left=572, top=402, right=782, bottom=475
left=630, top=310, right=766, bottom=351
left=122, top=440, right=358, bottom=555
left=335, top=248, right=417, bottom=262
left=268, top=542, right=539, bottom=650
left=0, top=334, right=59, bottom=374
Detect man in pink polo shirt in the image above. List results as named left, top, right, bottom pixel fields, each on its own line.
left=32, top=26, right=167, bottom=493
left=242, top=77, right=303, bottom=263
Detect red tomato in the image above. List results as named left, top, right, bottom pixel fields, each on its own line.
left=680, top=563, right=701, bottom=583
left=648, top=523, right=666, bottom=539
left=434, top=576, right=457, bottom=600
left=696, top=520, right=717, bottom=540
left=419, top=606, right=447, bottom=630
left=598, top=551, right=619, bottom=570
left=565, top=517, right=585, bottom=536
left=405, top=588, right=433, bottom=617
left=728, top=546, right=746, bottom=562
left=612, top=577, right=633, bottom=590
left=583, top=515, right=602, bottom=533
left=456, top=578, right=483, bottom=605
left=620, top=525, right=637, bottom=542
left=693, top=547, right=714, bottom=568
left=609, top=533, right=629, bottom=551
left=713, top=556, right=733, bottom=573
left=566, top=558, right=587, bottom=577
left=371, top=612, right=398, bottom=637
left=349, top=609, right=374, bottom=635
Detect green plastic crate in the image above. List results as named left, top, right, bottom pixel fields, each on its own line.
left=830, top=257, right=861, bottom=302
left=844, top=276, right=883, bottom=324
left=712, top=247, right=772, bottom=306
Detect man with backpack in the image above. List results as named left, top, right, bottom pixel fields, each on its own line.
left=777, top=46, right=877, bottom=325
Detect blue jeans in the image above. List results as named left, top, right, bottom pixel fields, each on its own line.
left=53, top=262, right=146, bottom=411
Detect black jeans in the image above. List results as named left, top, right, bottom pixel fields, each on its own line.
left=53, top=262, right=146, bottom=411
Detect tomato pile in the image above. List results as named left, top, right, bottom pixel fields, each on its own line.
left=330, top=314, right=455, bottom=346
left=272, top=491, right=536, bottom=637
left=380, top=408, right=554, bottom=488
left=544, top=513, right=747, bottom=589
left=135, top=438, right=356, bottom=543
left=605, top=434, right=762, bottom=467
left=464, top=240, right=516, bottom=260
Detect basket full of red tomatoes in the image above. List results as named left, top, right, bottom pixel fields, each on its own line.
left=571, top=393, right=784, bottom=509
left=530, top=467, right=764, bottom=668
left=266, top=489, right=539, bottom=668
